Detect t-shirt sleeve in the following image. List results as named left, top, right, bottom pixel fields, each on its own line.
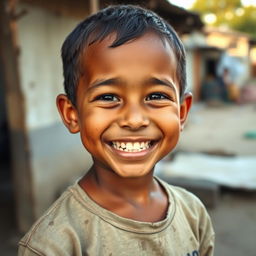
left=199, top=233, right=215, bottom=256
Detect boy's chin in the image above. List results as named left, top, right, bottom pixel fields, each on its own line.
left=111, top=163, right=155, bottom=178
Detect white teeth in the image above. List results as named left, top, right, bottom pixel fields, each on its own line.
left=112, top=141, right=152, bottom=152
left=134, top=142, right=140, bottom=150
left=126, top=142, right=133, bottom=150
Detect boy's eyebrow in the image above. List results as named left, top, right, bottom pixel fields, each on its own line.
left=88, top=78, right=120, bottom=90
left=147, top=77, right=177, bottom=93
left=87, top=77, right=178, bottom=93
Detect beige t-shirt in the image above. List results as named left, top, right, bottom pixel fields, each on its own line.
left=18, top=178, right=215, bottom=256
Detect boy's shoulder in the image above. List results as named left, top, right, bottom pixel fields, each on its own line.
left=158, top=177, right=213, bottom=229
left=18, top=183, right=92, bottom=255
left=159, top=178, right=215, bottom=252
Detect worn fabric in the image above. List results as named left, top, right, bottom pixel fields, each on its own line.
left=18, top=178, right=215, bottom=256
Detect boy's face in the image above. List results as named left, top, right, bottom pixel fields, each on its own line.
left=57, top=32, right=192, bottom=178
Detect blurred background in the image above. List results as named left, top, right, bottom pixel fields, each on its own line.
left=0, top=0, right=255, bottom=255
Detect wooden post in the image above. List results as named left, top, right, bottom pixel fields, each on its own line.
left=90, top=0, right=99, bottom=14
left=0, top=0, right=35, bottom=232
left=193, top=49, right=202, bottom=102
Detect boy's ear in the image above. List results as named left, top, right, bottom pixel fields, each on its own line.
left=180, top=92, right=193, bottom=131
left=56, top=94, right=80, bottom=133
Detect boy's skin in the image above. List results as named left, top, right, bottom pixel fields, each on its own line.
left=57, top=32, right=192, bottom=223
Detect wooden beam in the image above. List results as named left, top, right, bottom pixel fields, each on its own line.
left=0, top=0, right=35, bottom=232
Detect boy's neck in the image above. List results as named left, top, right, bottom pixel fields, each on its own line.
left=78, top=164, right=169, bottom=222
left=81, top=164, right=157, bottom=201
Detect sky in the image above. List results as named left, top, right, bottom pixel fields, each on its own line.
left=241, top=0, right=256, bottom=6
left=169, top=0, right=256, bottom=9
left=168, top=0, right=195, bottom=9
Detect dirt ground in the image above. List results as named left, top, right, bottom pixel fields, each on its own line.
left=209, top=189, right=256, bottom=256
left=1, top=103, right=256, bottom=255
left=179, top=103, right=256, bottom=156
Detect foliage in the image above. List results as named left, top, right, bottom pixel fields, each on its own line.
left=191, top=0, right=256, bottom=38
left=231, top=6, right=256, bottom=37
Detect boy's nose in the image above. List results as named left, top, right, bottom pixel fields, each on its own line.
left=118, top=104, right=150, bottom=130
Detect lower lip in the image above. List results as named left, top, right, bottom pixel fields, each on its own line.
left=107, top=143, right=158, bottom=159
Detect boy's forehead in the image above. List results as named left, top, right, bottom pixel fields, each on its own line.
left=82, top=32, right=176, bottom=66
left=79, top=32, right=179, bottom=91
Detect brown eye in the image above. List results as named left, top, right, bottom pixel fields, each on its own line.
left=95, top=94, right=119, bottom=102
left=145, top=93, right=169, bottom=101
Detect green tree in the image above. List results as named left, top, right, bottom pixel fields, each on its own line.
left=191, top=0, right=256, bottom=38
left=192, top=0, right=241, bottom=14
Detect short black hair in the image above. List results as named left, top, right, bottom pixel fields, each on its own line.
left=61, top=5, right=186, bottom=105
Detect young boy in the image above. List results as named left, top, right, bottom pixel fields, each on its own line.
left=18, top=5, right=214, bottom=256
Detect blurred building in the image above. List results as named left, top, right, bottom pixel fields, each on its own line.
left=0, top=0, right=203, bottom=232
left=183, top=27, right=254, bottom=101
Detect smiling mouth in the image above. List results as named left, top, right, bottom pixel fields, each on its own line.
left=111, top=141, right=154, bottom=152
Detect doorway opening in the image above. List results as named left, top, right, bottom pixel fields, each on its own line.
left=0, top=65, right=16, bottom=245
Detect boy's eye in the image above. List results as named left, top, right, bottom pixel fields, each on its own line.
left=95, top=94, right=119, bottom=102
left=145, top=93, right=170, bottom=101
